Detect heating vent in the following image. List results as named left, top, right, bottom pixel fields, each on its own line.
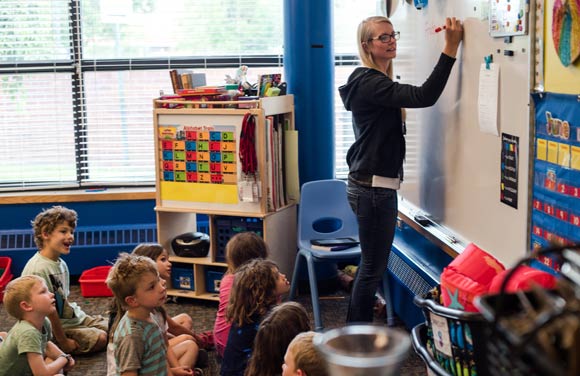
left=0, top=224, right=157, bottom=251
left=388, top=251, right=434, bottom=297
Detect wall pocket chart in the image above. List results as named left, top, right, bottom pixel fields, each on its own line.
left=531, top=92, right=580, bottom=271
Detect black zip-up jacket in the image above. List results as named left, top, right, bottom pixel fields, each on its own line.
left=339, top=53, right=456, bottom=181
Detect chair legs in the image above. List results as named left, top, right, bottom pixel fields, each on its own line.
left=305, top=253, right=323, bottom=331
left=289, top=251, right=396, bottom=330
left=288, top=249, right=324, bottom=331
left=288, top=250, right=302, bottom=301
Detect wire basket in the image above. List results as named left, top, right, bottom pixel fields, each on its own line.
left=475, top=244, right=580, bottom=376
left=476, top=290, right=569, bottom=376
left=411, top=323, right=453, bottom=376
left=413, top=287, right=491, bottom=376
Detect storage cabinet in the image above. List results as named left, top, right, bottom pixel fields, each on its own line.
left=153, top=96, right=298, bottom=301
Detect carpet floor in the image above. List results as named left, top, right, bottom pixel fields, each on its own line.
left=0, top=284, right=428, bottom=375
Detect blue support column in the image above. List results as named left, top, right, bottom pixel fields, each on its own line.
left=284, top=0, right=335, bottom=184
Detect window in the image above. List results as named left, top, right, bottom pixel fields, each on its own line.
left=333, top=1, right=418, bottom=181
left=0, top=0, right=283, bottom=191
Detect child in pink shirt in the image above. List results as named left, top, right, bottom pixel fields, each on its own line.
left=213, top=232, right=269, bottom=357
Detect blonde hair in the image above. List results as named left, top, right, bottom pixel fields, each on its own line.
left=32, top=206, right=77, bottom=249
left=356, top=16, right=406, bottom=122
left=3, top=275, right=45, bottom=319
left=288, top=331, right=329, bottom=376
left=357, top=16, right=394, bottom=77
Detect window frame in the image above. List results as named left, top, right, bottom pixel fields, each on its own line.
left=0, top=0, right=284, bottom=193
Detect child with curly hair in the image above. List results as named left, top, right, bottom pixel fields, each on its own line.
left=213, top=232, right=269, bottom=357
left=244, top=301, right=310, bottom=376
left=220, top=259, right=289, bottom=376
left=22, top=205, right=108, bottom=355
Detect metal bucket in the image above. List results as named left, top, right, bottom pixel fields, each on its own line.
left=313, top=325, right=411, bottom=376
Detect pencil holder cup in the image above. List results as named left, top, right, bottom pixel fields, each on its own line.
left=313, top=324, right=411, bottom=376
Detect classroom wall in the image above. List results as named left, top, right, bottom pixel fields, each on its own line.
left=389, top=2, right=532, bottom=266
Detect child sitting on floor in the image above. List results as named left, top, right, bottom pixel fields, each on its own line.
left=282, top=331, right=329, bottom=376
left=106, top=253, right=194, bottom=376
left=132, top=244, right=208, bottom=367
left=244, top=301, right=310, bottom=376
left=220, top=258, right=290, bottom=376
left=22, top=206, right=108, bottom=355
left=0, top=275, right=75, bottom=376
left=106, top=244, right=209, bottom=375
left=213, top=232, right=269, bottom=357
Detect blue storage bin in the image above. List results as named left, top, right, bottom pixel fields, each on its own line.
left=171, top=265, right=195, bottom=291
left=205, top=266, right=226, bottom=294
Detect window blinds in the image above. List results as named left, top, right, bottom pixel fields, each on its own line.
left=0, top=0, right=283, bottom=191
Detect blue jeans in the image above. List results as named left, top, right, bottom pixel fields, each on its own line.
left=346, top=181, right=398, bottom=323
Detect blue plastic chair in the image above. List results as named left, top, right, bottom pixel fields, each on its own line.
left=288, top=179, right=393, bottom=330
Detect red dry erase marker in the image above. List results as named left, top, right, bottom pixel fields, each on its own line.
left=434, top=25, right=446, bottom=33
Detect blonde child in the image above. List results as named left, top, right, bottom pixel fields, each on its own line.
left=106, top=253, right=193, bottom=376
left=22, top=206, right=108, bottom=355
left=213, top=232, right=269, bottom=357
left=282, top=331, right=329, bottom=376
left=220, top=258, right=290, bottom=376
left=245, top=301, right=310, bottom=376
left=0, top=275, right=75, bottom=376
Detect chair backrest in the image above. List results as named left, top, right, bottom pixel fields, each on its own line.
left=297, top=179, right=359, bottom=249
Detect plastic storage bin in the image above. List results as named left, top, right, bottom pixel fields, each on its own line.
left=414, top=287, right=490, bottom=376
left=0, top=256, right=14, bottom=302
left=79, top=266, right=113, bottom=297
left=205, top=267, right=225, bottom=294
left=214, top=216, right=263, bottom=262
left=171, top=265, right=195, bottom=291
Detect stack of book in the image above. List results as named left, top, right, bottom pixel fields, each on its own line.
left=169, top=69, right=207, bottom=93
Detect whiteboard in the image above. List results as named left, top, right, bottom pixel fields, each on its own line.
left=389, top=1, right=532, bottom=266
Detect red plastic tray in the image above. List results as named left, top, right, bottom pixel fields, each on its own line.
left=0, top=257, right=13, bottom=302
left=79, top=265, right=113, bottom=297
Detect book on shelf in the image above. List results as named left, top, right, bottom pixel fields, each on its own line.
left=169, top=69, right=207, bottom=93
left=265, top=114, right=291, bottom=211
left=176, top=87, right=223, bottom=96
left=265, top=115, right=277, bottom=211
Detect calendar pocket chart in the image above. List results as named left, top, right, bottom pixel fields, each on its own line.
left=157, top=123, right=240, bottom=205
left=159, top=125, right=237, bottom=185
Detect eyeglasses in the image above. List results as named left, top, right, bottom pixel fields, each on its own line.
left=368, top=32, right=400, bottom=43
